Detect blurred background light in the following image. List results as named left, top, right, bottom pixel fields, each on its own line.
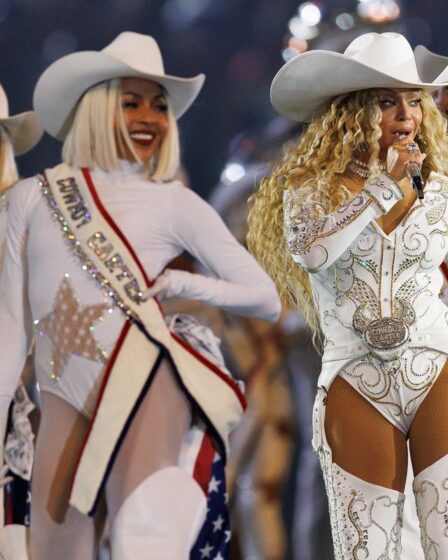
left=288, top=16, right=319, bottom=40
left=220, top=162, right=246, bottom=184
left=357, top=0, right=400, bottom=22
left=335, top=12, right=355, bottom=30
left=282, top=37, right=308, bottom=60
left=299, top=2, right=322, bottom=26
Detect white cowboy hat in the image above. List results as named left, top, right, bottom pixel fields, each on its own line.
left=414, top=45, right=448, bottom=82
left=33, top=31, right=205, bottom=140
left=271, top=32, right=447, bottom=122
left=0, top=84, right=43, bottom=155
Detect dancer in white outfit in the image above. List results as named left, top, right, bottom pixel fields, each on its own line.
left=0, top=32, right=281, bottom=559
left=248, top=32, right=448, bottom=558
left=0, top=83, right=42, bottom=560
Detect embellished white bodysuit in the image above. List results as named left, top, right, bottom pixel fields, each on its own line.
left=284, top=171, right=448, bottom=433
left=0, top=161, right=280, bottom=419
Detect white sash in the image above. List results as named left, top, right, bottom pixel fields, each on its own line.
left=40, top=164, right=245, bottom=515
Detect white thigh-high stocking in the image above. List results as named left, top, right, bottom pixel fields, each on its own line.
left=313, top=387, right=405, bottom=559
left=107, top=358, right=206, bottom=559
left=413, top=453, right=448, bottom=558
left=30, top=392, right=103, bottom=560
left=110, top=466, right=207, bottom=560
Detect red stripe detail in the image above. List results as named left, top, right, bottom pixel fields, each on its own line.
left=69, top=320, right=132, bottom=497
left=81, top=168, right=153, bottom=287
left=4, top=486, right=13, bottom=525
left=171, top=331, right=246, bottom=410
left=193, top=433, right=216, bottom=495
left=82, top=167, right=246, bottom=410
left=441, top=261, right=448, bottom=283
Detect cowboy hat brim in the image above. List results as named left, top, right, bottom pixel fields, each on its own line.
left=271, top=50, right=444, bottom=123
left=0, top=111, right=43, bottom=156
left=33, top=51, right=205, bottom=140
left=414, top=45, right=448, bottom=83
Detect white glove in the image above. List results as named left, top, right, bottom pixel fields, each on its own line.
left=141, top=269, right=187, bottom=302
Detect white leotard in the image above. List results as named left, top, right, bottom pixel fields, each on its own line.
left=0, top=160, right=280, bottom=418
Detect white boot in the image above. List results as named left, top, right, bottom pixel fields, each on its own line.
left=413, top=453, right=448, bottom=559
left=322, top=459, right=405, bottom=559
left=313, top=388, right=405, bottom=559
left=110, top=466, right=207, bottom=560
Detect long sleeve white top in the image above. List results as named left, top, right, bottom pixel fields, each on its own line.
left=284, top=171, right=448, bottom=387
left=0, top=161, right=280, bottom=416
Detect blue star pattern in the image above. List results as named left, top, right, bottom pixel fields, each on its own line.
left=191, top=453, right=231, bottom=560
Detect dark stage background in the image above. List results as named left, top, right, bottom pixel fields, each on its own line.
left=2, top=0, right=447, bottom=197
left=2, top=2, right=447, bottom=559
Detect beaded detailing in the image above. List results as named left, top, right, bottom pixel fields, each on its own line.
left=38, top=174, right=139, bottom=323
left=313, top=389, right=404, bottom=559
left=348, top=159, right=370, bottom=178
left=339, top=349, right=446, bottom=434
left=283, top=189, right=372, bottom=271
left=413, top=455, right=448, bottom=559
left=318, top=450, right=404, bottom=559
left=347, top=160, right=387, bottom=179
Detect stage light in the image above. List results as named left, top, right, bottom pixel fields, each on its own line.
left=335, top=13, right=355, bottom=30
left=288, top=16, right=319, bottom=40
left=357, top=0, right=400, bottom=22
left=299, top=2, right=322, bottom=26
left=221, top=163, right=246, bottom=184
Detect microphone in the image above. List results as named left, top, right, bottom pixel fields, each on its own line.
left=407, top=163, right=424, bottom=200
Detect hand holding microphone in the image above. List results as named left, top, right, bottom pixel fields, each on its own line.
left=406, top=159, right=425, bottom=200
left=387, top=134, right=425, bottom=199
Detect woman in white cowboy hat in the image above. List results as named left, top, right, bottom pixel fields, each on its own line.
left=0, top=83, right=42, bottom=560
left=248, top=31, right=448, bottom=558
left=0, top=31, right=281, bottom=559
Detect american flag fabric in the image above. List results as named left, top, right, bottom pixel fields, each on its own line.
left=4, top=472, right=31, bottom=527
left=191, top=452, right=231, bottom=560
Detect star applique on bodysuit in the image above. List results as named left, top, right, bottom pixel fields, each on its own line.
left=36, top=277, right=109, bottom=381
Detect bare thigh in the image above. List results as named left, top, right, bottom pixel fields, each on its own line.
left=31, top=391, right=104, bottom=560
left=324, top=375, right=408, bottom=492
left=410, top=360, right=448, bottom=476
left=105, top=357, right=192, bottom=524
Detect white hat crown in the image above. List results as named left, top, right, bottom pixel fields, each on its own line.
left=270, top=31, right=447, bottom=122
left=344, top=32, right=421, bottom=82
left=102, top=32, right=165, bottom=77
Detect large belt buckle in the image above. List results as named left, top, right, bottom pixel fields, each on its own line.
left=364, top=317, right=409, bottom=359
left=353, top=300, right=414, bottom=360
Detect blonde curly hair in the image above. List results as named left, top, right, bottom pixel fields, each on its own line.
left=247, top=88, right=448, bottom=340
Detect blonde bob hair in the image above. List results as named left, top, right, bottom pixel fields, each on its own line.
left=0, top=125, right=19, bottom=193
left=247, top=88, right=448, bottom=341
left=63, top=78, right=180, bottom=181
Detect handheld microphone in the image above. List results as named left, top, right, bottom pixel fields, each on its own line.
left=407, top=163, right=424, bottom=200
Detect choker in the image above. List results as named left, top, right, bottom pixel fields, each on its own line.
left=347, top=159, right=386, bottom=179
left=347, top=158, right=369, bottom=178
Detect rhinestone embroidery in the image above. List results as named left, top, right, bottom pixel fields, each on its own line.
left=35, top=277, right=108, bottom=381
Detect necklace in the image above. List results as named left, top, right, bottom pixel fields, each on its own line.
left=347, top=159, right=386, bottom=178
left=347, top=159, right=369, bottom=178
